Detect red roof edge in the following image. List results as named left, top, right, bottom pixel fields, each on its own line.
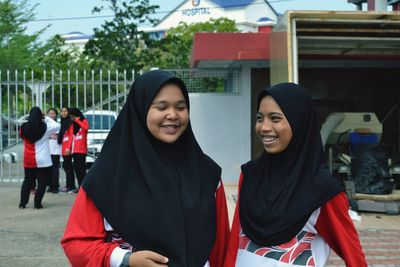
left=190, top=32, right=270, bottom=68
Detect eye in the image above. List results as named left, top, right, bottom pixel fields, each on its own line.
left=176, top=101, right=187, bottom=111
left=155, top=105, right=166, bottom=111
left=256, top=114, right=263, bottom=122
left=271, top=115, right=282, bottom=122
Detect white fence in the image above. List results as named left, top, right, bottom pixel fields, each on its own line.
left=0, top=69, right=134, bottom=181
left=0, top=68, right=243, bottom=182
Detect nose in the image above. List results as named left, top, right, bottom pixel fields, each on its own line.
left=166, top=108, right=178, bottom=120
left=260, top=119, right=272, bottom=133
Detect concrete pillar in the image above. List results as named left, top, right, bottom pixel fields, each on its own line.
left=368, top=0, right=388, bottom=11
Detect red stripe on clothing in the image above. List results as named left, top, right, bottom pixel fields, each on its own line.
left=24, top=140, right=37, bottom=168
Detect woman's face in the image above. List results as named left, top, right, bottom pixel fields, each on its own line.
left=60, top=108, right=69, bottom=118
left=147, top=83, right=189, bottom=143
left=47, top=109, right=57, bottom=120
left=255, top=95, right=292, bottom=154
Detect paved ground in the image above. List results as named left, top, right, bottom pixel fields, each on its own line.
left=0, top=183, right=399, bottom=266
left=0, top=184, right=72, bottom=267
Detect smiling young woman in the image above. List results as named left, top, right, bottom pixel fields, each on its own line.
left=224, top=83, right=367, bottom=267
left=61, top=70, right=229, bottom=267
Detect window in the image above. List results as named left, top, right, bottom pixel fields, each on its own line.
left=86, top=115, right=116, bottom=130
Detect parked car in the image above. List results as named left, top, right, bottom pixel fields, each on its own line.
left=84, top=110, right=117, bottom=168
left=1, top=115, right=18, bottom=149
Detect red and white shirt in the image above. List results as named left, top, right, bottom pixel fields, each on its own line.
left=61, top=181, right=230, bottom=267
left=61, top=124, right=73, bottom=156
left=235, top=209, right=328, bottom=267
left=21, top=116, right=60, bottom=168
left=61, top=118, right=89, bottom=155
left=71, top=118, right=89, bottom=154
left=224, top=174, right=367, bottom=267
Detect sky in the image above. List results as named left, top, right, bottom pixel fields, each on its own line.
left=26, top=0, right=361, bottom=42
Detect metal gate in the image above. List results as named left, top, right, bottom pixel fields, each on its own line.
left=0, top=68, right=241, bottom=182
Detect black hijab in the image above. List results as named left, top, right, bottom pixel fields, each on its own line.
left=82, top=70, right=221, bottom=267
left=69, top=107, right=85, bottom=135
left=21, top=107, right=46, bottom=143
left=239, top=82, right=343, bottom=246
left=58, top=107, right=72, bottom=144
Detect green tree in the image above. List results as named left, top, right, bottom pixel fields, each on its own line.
left=33, top=34, right=106, bottom=71
left=83, top=0, right=159, bottom=72
left=0, top=0, right=46, bottom=71
left=154, top=17, right=239, bottom=69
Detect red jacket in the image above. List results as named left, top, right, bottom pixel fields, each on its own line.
left=20, top=116, right=60, bottom=167
left=71, top=118, right=89, bottom=155
left=224, top=173, right=367, bottom=267
left=61, top=182, right=230, bottom=267
left=61, top=124, right=73, bottom=156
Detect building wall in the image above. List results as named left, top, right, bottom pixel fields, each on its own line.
left=148, top=0, right=276, bottom=33
left=151, top=0, right=229, bottom=31
left=244, top=1, right=277, bottom=23
left=188, top=65, right=252, bottom=183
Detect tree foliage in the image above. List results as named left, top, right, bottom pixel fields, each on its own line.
left=155, top=17, right=239, bottom=68
left=83, top=0, right=159, bottom=72
left=0, top=0, right=47, bottom=70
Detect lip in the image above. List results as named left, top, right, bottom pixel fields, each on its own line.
left=161, top=124, right=180, bottom=134
left=261, top=135, right=278, bottom=146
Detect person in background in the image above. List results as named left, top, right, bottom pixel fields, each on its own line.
left=224, top=83, right=367, bottom=267
left=19, top=106, right=60, bottom=209
left=58, top=107, right=76, bottom=193
left=69, top=107, right=89, bottom=191
left=47, top=108, right=61, bottom=194
left=61, top=70, right=229, bottom=267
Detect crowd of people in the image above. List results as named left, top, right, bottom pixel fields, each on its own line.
left=58, top=70, right=367, bottom=267
left=18, top=106, right=88, bottom=209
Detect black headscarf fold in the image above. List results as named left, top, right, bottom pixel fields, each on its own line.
left=58, top=107, right=72, bottom=144
left=239, top=82, right=343, bottom=246
left=82, top=70, right=221, bottom=267
left=69, top=107, right=85, bottom=135
left=21, top=106, right=46, bottom=143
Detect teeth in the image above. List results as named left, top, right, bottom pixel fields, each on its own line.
left=263, top=136, right=277, bottom=142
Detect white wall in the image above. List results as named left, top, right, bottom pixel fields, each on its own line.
left=148, top=0, right=275, bottom=32
left=188, top=66, right=252, bottom=183
left=245, top=0, right=277, bottom=23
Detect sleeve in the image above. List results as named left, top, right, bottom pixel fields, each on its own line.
left=44, top=116, right=61, bottom=133
left=74, top=118, right=89, bottom=132
left=223, top=173, right=243, bottom=267
left=61, top=188, right=119, bottom=267
left=209, top=179, right=230, bottom=267
left=315, top=192, right=367, bottom=267
left=66, top=125, right=73, bottom=150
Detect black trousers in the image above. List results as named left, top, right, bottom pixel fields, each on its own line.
left=20, top=167, right=52, bottom=207
left=50, top=155, right=60, bottom=190
left=73, top=153, right=86, bottom=187
left=63, top=155, right=76, bottom=190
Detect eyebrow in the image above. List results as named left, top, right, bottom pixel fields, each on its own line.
left=257, top=111, right=283, bottom=116
left=151, top=100, right=187, bottom=105
left=268, top=112, right=283, bottom=116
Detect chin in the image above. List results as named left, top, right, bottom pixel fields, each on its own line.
left=264, top=147, right=282, bottom=154
left=159, top=135, right=179, bottom=144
